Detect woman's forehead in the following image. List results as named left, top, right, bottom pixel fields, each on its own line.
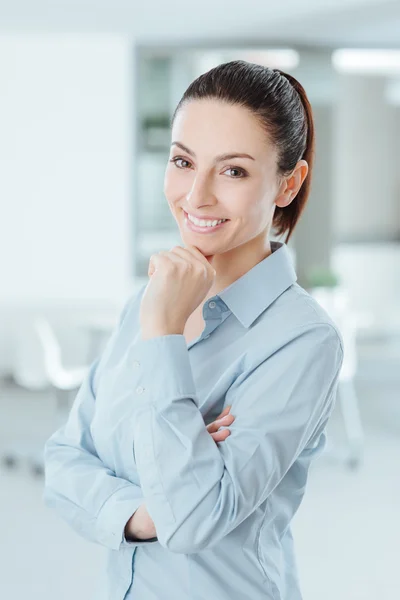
left=172, top=100, right=273, bottom=158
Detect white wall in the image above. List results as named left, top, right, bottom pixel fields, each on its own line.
left=0, top=34, right=134, bottom=304
left=0, top=34, right=139, bottom=376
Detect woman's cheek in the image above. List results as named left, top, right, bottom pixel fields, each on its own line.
left=164, top=169, right=186, bottom=202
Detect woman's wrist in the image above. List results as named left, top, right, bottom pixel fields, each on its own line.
left=125, top=513, right=145, bottom=540
left=124, top=503, right=157, bottom=540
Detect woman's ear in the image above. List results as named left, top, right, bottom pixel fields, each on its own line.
left=275, top=160, right=308, bottom=208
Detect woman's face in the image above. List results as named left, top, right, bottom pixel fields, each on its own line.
left=164, top=99, right=287, bottom=259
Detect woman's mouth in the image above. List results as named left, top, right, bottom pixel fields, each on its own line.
left=183, top=210, right=229, bottom=234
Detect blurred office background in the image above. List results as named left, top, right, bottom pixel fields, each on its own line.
left=0, top=0, right=399, bottom=598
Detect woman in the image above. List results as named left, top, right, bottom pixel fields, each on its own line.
left=43, top=60, right=343, bottom=600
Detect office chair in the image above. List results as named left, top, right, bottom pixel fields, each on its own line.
left=311, top=287, right=364, bottom=469
left=2, top=316, right=88, bottom=476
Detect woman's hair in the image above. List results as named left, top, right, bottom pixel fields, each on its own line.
left=171, top=60, right=315, bottom=244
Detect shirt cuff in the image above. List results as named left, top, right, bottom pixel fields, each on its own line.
left=96, top=485, right=147, bottom=551
left=123, top=334, right=198, bottom=412
left=121, top=534, right=159, bottom=548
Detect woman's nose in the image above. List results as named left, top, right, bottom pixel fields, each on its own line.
left=186, top=174, right=214, bottom=207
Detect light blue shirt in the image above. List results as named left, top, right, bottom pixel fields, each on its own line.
left=43, top=241, right=344, bottom=600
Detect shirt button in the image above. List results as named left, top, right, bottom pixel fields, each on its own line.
left=136, top=386, right=145, bottom=394
left=209, top=301, right=216, bottom=309
left=133, top=360, right=140, bottom=368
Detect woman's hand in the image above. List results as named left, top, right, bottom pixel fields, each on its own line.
left=205, top=404, right=235, bottom=442
left=125, top=406, right=235, bottom=540
left=140, top=245, right=216, bottom=340
left=125, top=502, right=157, bottom=540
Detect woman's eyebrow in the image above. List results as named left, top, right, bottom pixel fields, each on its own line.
left=171, top=141, right=255, bottom=162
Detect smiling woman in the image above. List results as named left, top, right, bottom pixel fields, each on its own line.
left=162, top=61, right=312, bottom=299
left=43, top=60, right=343, bottom=600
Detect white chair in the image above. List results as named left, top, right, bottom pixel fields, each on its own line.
left=336, top=309, right=364, bottom=468
left=310, top=286, right=364, bottom=469
left=34, top=316, right=88, bottom=394
left=2, top=315, right=89, bottom=476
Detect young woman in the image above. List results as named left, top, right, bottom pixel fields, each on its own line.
left=43, top=60, right=343, bottom=600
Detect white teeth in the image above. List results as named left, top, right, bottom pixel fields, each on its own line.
left=187, top=213, right=227, bottom=227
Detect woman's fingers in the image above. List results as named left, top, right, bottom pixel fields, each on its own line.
left=205, top=405, right=235, bottom=444
left=216, top=405, right=231, bottom=420
left=206, top=405, right=232, bottom=432
left=206, top=413, right=235, bottom=434
left=211, top=429, right=231, bottom=442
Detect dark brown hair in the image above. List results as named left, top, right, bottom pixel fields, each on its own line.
left=171, top=60, right=315, bottom=244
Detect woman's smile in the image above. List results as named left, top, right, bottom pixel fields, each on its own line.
left=183, top=209, right=230, bottom=234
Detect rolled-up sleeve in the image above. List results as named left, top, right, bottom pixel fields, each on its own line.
left=43, top=288, right=157, bottom=551
left=111, top=321, right=343, bottom=554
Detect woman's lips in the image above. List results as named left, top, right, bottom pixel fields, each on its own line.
left=183, top=211, right=229, bottom=234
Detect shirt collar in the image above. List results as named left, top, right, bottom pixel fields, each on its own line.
left=216, top=241, right=298, bottom=329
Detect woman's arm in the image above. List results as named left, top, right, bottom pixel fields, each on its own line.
left=42, top=289, right=156, bottom=551
left=105, top=321, right=343, bottom=554
left=43, top=358, right=153, bottom=550
left=43, top=286, right=236, bottom=550
left=124, top=405, right=235, bottom=541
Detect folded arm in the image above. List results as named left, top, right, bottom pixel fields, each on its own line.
left=42, top=288, right=156, bottom=551
left=112, top=321, right=343, bottom=554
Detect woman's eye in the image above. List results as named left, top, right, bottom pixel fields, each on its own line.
left=224, top=167, right=246, bottom=178
left=170, top=157, right=192, bottom=169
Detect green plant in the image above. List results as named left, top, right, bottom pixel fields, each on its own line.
left=306, top=267, right=340, bottom=288
left=142, top=114, right=171, bottom=129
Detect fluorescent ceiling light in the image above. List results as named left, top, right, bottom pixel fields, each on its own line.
left=332, top=49, right=400, bottom=75
left=195, top=48, right=299, bottom=76
left=238, top=49, right=299, bottom=70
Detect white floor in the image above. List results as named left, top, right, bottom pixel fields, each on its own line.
left=1, top=338, right=399, bottom=600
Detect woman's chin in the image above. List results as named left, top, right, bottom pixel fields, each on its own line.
left=179, top=226, right=225, bottom=257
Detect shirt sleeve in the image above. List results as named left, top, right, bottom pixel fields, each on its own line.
left=43, top=286, right=158, bottom=551
left=112, top=321, right=343, bottom=554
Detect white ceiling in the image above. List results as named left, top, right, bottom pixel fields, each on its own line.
left=0, top=0, right=399, bottom=47
left=270, top=0, right=400, bottom=48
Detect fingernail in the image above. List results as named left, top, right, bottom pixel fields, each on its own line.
left=221, top=415, right=230, bottom=422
